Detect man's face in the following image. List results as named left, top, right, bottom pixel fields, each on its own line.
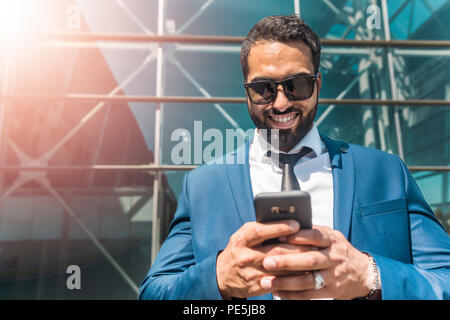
left=245, top=40, right=321, bottom=151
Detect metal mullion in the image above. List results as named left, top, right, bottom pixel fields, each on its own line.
left=33, top=32, right=450, bottom=47
left=151, top=0, right=165, bottom=264
left=294, top=0, right=300, bottom=16
left=382, top=0, right=405, bottom=160
left=46, top=42, right=450, bottom=53
left=393, top=48, right=450, bottom=56
left=4, top=95, right=450, bottom=106
left=408, top=166, right=450, bottom=172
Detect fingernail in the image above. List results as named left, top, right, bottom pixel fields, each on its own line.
left=288, top=220, right=299, bottom=230
left=260, top=277, right=272, bottom=289
left=264, top=257, right=277, bottom=270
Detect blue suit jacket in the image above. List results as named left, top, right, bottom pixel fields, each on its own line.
left=139, top=134, right=450, bottom=300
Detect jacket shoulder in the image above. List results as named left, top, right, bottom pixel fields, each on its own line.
left=185, top=143, right=247, bottom=186
left=348, top=143, right=400, bottom=161
left=321, top=132, right=401, bottom=164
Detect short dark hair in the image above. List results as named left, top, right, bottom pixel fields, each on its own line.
left=240, top=15, right=321, bottom=80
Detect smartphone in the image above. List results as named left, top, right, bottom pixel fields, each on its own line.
left=254, top=190, right=312, bottom=229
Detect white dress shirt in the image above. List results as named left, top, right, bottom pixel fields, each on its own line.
left=249, top=124, right=334, bottom=229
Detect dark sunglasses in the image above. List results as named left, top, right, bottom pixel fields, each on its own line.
left=244, top=73, right=318, bottom=105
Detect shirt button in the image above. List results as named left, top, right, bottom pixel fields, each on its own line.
left=340, top=147, right=348, bottom=153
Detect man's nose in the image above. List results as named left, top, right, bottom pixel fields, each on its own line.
left=272, top=84, right=291, bottom=112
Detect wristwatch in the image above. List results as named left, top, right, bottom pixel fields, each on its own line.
left=364, top=254, right=381, bottom=299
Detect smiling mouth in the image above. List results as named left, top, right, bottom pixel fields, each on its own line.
left=266, top=112, right=299, bottom=127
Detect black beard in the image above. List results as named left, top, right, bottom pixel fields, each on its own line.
left=248, top=100, right=318, bottom=151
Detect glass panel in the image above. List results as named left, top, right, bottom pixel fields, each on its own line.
left=393, top=56, right=449, bottom=101
left=415, top=170, right=450, bottom=234
left=165, top=170, right=190, bottom=201
left=0, top=0, right=158, bottom=35
left=415, top=173, right=443, bottom=205
left=302, top=0, right=386, bottom=40
left=162, top=170, right=188, bottom=241
left=317, top=105, right=398, bottom=154
left=167, top=0, right=388, bottom=41
left=166, top=0, right=296, bottom=36
left=401, top=106, right=450, bottom=166
left=0, top=0, right=76, bottom=34
left=78, top=0, right=158, bottom=34
left=167, top=49, right=243, bottom=97
left=388, top=0, right=449, bottom=40
left=320, top=50, right=391, bottom=100
left=4, top=101, right=155, bottom=169
left=0, top=51, right=5, bottom=91
left=447, top=172, right=450, bottom=202
left=8, top=46, right=156, bottom=96
left=0, top=171, right=161, bottom=299
left=433, top=204, right=450, bottom=234
left=0, top=29, right=159, bottom=298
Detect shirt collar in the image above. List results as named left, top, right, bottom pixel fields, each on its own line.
left=250, top=124, right=324, bottom=163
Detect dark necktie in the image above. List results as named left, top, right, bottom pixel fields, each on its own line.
left=267, top=147, right=312, bottom=191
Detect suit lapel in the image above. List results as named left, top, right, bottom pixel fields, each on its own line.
left=320, top=133, right=355, bottom=239
left=225, top=138, right=256, bottom=224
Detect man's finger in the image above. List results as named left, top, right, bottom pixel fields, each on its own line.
left=239, top=220, right=300, bottom=247
left=262, top=250, right=331, bottom=271
left=258, top=243, right=312, bottom=255
left=284, top=226, right=333, bottom=248
left=260, top=269, right=333, bottom=292
left=260, top=273, right=314, bottom=291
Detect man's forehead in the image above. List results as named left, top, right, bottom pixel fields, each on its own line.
left=249, top=39, right=312, bottom=57
left=247, top=40, right=314, bottom=79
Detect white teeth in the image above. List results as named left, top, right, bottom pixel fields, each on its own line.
left=271, top=114, right=296, bottom=123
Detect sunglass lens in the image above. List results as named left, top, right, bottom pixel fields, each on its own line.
left=247, top=82, right=275, bottom=104
left=287, top=77, right=314, bottom=100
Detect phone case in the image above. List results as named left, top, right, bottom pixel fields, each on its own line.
left=254, top=190, right=312, bottom=229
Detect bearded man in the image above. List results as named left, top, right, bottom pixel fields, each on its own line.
left=139, top=15, right=450, bottom=300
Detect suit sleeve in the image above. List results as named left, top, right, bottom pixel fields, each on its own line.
left=369, top=157, right=450, bottom=300
left=138, top=172, right=223, bottom=300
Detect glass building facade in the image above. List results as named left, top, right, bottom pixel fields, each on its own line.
left=0, top=0, right=448, bottom=299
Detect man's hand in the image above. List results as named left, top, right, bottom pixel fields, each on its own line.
left=216, top=219, right=308, bottom=299
left=258, top=226, right=375, bottom=300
